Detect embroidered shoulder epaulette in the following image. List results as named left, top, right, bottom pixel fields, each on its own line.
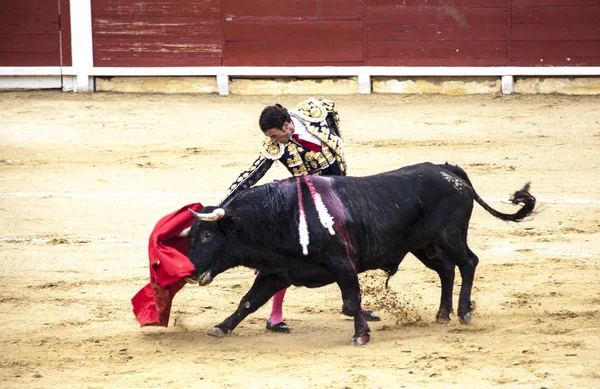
left=291, top=98, right=342, bottom=139
left=293, top=98, right=328, bottom=123
left=260, top=138, right=285, bottom=160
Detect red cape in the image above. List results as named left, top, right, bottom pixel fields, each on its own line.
left=131, top=203, right=202, bottom=327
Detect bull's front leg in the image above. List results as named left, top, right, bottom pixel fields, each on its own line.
left=207, top=273, right=289, bottom=338
left=330, top=257, right=371, bottom=346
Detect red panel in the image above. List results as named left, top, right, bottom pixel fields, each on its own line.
left=60, top=0, right=72, bottom=66
left=0, top=53, right=62, bottom=66
left=225, top=21, right=363, bottom=42
left=509, top=3, right=600, bottom=67
left=509, top=57, right=600, bottom=66
left=368, top=24, right=507, bottom=41
left=226, top=60, right=365, bottom=66
left=367, top=57, right=505, bottom=66
left=0, top=34, right=60, bottom=53
left=512, top=24, right=600, bottom=41
left=369, top=41, right=506, bottom=59
left=0, top=16, right=58, bottom=34
left=512, top=6, right=600, bottom=24
left=223, top=0, right=363, bottom=19
left=92, top=0, right=222, bottom=67
left=511, top=0, right=598, bottom=6
left=94, top=38, right=222, bottom=58
left=0, top=0, right=62, bottom=66
left=511, top=41, right=600, bottom=58
left=94, top=41, right=222, bottom=66
left=223, top=41, right=363, bottom=65
left=366, top=6, right=506, bottom=25
left=94, top=40, right=222, bottom=57
left=92, top=0, right=220, bottom=19
left=93, top=55, right=222, bottom=67
left=369, top=0, right=506, bottom=5
left=93, top=19, right=220, bottom=40
left=0, top=0, right=59, bottom=15
left=0, top=34, right=61, bottom=66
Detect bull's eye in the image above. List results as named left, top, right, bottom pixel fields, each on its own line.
left=200, top=231, right=212, bottom=243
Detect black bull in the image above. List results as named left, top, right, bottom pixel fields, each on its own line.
left=185, top=162, right=536, bottom=345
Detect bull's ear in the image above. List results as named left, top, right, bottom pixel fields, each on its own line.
left=217, top=211, right=240, bottom=234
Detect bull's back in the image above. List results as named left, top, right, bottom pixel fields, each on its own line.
left=334, top=162, right=470, bottom=210
left=326, top=163, right=475, bottom=259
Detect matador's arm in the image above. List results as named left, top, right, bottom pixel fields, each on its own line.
left=219, top=154, right=274, bottom=206
left=219, top=140, right=285, bottom=206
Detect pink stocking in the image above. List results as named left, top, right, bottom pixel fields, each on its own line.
left=269, top=288, right=287, bottom=324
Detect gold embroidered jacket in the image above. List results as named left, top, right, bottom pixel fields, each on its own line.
left=221, top=98, right=346, bottom=205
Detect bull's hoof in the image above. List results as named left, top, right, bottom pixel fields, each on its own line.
left=458, top=312, right=472, bottom=325
left=435, top=310, right=451, bottom=324
left=207, top=326, right=228, bottom=338
left=350, top=333, right=370, bottom=346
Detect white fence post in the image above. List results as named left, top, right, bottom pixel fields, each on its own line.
left=69, top=0, right=94, bottom=92
left=358, top=72, right=371, bottom=94
left=217, top=74, right=229, bottom=96
left=502, top=75, right=514, bottom=94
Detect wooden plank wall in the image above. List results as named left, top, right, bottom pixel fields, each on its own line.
left=510, top=0, right=600, bottom=66
left=366, top=0, right=508, bottom=66
left=91, top=0, right=222, bottom=66
left=60, top=0, right=73, bottom=67
left=0, top=0, right=62, bottom=66
left=3, top=0, right=597, bottom=68
left=222, top=0, right=364, bottom=65
left=89, top=0, right=600, bottom=68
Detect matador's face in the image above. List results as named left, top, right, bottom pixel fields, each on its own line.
left=263, top=121, right=294, bottom=145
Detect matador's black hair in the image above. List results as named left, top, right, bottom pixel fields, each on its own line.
left=259, top=103, right=291, bottom=132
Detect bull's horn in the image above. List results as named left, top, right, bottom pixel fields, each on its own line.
left=177, top=227, right=191, bottom=238
left=188, top=207, right=225, bottom=221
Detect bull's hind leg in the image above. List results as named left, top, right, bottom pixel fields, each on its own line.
left=411, top=246, right=455, bottom=324
left=329, top=257, right=370, bottom=346
left=438, top=241, right=479, bottom=325
left=207, top=274, right=290, bottom=338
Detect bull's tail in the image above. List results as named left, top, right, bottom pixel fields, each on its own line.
left=474, top=182, right=536, bottom=222
left=443, top=163, right=536, bottom=222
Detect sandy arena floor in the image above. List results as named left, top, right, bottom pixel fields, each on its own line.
left=0, top=91, right=599, bottom=388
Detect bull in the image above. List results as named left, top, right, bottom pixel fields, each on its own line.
left=185, top=162, right=535, bottom=345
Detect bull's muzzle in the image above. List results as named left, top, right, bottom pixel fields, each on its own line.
left=198, top=271, right=213, bottom=286
left=184, top=276, right=199, bottom=284
left=184, top=272, right=213, bottom=286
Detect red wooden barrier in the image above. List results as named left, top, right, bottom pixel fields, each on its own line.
left=0, top=0, right=63, bottom=66
left=510, top=1, right=600, bottom=66
left=91, top=0, right=221, bottom=67
left=2, top=0, right=599, bottom=68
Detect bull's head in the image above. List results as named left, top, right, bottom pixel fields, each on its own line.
left=184, top=206, right=231, bottom=286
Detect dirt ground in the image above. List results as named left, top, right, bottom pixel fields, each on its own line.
left=1, top=91, right=599, bottom=389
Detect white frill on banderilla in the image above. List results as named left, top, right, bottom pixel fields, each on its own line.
left=296, top=176, right=336, bottom=256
